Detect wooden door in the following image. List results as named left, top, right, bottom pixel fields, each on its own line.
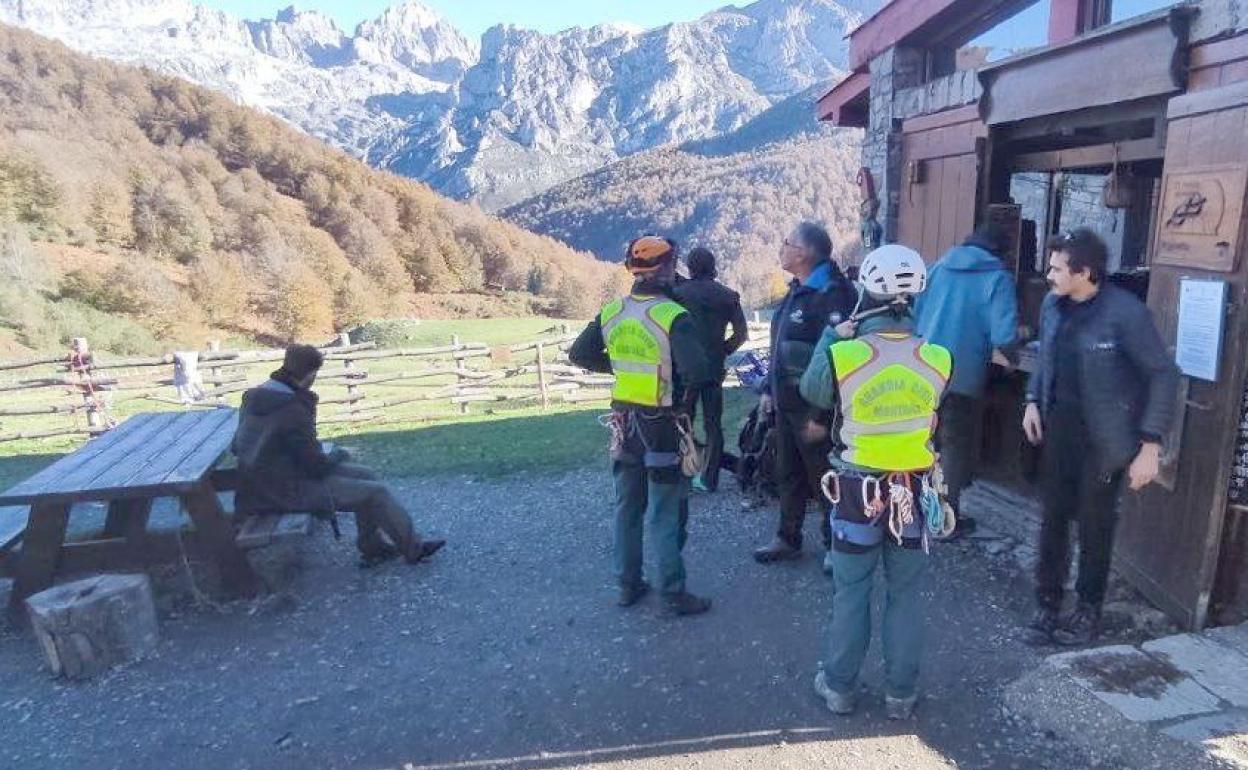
left=896, top=105, right=986, bottom=262
left=1116, top=80, right=1248, bottom=629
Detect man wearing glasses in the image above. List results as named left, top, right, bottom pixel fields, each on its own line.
left=754, top=222, right=856, bottom=563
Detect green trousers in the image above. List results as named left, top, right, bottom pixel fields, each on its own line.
left=612, top=459, right=689, bottom=596
left=822, top=541, right=927, bottom=699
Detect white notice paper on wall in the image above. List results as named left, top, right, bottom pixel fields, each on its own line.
left=1175, top=278, right=1227, bottom=382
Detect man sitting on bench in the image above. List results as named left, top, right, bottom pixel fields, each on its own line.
left=232, top=344, right=445, bottom=568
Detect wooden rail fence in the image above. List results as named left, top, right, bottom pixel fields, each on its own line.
left=0, top=322, right=771, bottom=444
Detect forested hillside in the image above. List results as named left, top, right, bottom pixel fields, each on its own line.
left=0, top=25, right=622, bottom=355
left=503, top=84, right=863, bottom=308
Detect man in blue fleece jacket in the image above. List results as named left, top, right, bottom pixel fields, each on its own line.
left=914, top=224, right=1019, bottom=538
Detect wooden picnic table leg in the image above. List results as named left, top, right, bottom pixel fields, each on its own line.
left=8, top=501, right=72, bottom=614
left=103, top=498, right=153, bottom=540
left=180, top=486, right=259, bottom=599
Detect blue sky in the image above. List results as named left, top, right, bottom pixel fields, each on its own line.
left=203, top=1, right=734, bottom=36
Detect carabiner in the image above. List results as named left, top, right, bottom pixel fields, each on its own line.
left=821, top=470, right=841, bottom=505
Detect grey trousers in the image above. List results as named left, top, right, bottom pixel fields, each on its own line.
left=612, top=459, right=690, bottom=596
left=822, top=542, right=928, bottom=700
left=324, top=463, right=420, bottom=556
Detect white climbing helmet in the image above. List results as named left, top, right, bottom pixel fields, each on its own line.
left=857, top=244, right=927, bottom=299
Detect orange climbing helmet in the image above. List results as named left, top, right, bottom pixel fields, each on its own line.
left=625, top=235, right=677, bottom=275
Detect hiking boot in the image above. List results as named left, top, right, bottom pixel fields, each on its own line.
left=813, top=670, right=855, bottom=715
left=1023, top=606, right=1060, bottom=646
left=1054, top=604, right=1102, bottom=646
left=618, top=581, right=651, bottom=608
left=885, top=694, right=918, bottom=721
left=358, top=542, right=400, bottom=569
left=753, top=537, right=801, bottom=564
left=935, top=515, right=977, bottom=542
left=404, top=539, right=446, bottom=564
left=663, top=592, right=712, bottom=617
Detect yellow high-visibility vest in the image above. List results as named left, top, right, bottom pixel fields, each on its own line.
left=600, top=295, right=687, bottom=407
left=830, top=332, right=952, bottom=472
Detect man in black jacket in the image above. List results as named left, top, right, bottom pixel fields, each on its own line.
left=754, top=222, right=857, bottom=563
left=1022, top=230, right=1178, bottom=645
left=673, top=248, right=749, bottom=492
left=232, top=345, right=445, bottom=568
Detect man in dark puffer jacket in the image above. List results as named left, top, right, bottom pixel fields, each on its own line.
left=232, top=345, right=445, bottom=568
left=754, top=222, right=857, bottom=563
left=1022, top=229, right=1177, bottom=645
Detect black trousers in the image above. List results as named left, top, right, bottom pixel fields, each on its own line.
left=1035, top=410, right=1125, bottom=610
left=935, top=393, right=980, bottom=515
left=775, top=406, right=832, bottom=549
left=689, top=383, right=725, bottom=490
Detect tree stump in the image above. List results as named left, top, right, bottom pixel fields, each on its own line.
left=25, top=574, right=159, bottom=680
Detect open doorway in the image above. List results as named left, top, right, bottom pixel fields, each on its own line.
left=1007, top=161, right=1162, bottom=304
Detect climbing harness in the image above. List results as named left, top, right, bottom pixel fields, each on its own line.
left=825, top=467, right=954, bottom=550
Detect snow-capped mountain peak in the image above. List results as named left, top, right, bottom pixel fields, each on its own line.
left=353, top=0, right=477, bottom=80
left=247, top=6, right=349, bottom=66
left=0, top=0, right=877, bottom=209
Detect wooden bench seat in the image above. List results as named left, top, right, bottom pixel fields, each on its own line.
left=234, top=513, right=314, bottom=550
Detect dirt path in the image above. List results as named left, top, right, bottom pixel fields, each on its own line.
left=0, top=467, right=1151, bottom=769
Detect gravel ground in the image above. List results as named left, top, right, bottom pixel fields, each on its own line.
left=0, top=466, right=1179, bottom=770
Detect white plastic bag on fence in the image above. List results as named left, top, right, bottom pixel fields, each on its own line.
left=173, top=351, right=206, bottom=404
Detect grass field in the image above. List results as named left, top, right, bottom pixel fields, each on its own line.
left=0, top=317, right=759, bottom=490
left=0, top=389, right=757, bottom=491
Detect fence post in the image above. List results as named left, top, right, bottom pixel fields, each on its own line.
left=453, top=334, right=468, bottom=414
left=207, top=340, right=225, bottom=405
left=536, top=341, right=549, bottom=411
left=339, top=332, right=360, bottom=423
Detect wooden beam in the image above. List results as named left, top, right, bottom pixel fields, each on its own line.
left=103, top=498, right=153, bottom=540
left=904, top=123, right=984, bottom=161
left=995, top=98, right=1165, bottom=142
left=979, top=11, right=1188, bottom=126
left=1048, top=0, right=1082, bottom=43
left=1189, top=32, right=1248, bottom=70
left=180, top=486, right=259, bottom=599
left=1049, top=0, right=1110, bottom=45
left=817, top=71, right=871, bottom=126
left=8, top=501, right=70, bottom=612
left=1167, top=79, right=1248, bottom=120
left=1007, top=137, right=1165, bottom=171
left=901, top=104, right=984, bottom=134
left=848, top=0, right=1034, bottom=71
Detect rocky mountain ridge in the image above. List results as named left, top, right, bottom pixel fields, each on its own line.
left=0, top=0, right=875, bottom=208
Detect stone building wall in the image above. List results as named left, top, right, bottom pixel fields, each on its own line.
left=863, top=46, right=924, bottom=243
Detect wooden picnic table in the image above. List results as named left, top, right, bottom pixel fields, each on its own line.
left=0, top=409, right=260, bottom=611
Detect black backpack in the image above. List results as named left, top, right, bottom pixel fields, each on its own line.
left=735, top=401, right=778, bottom=498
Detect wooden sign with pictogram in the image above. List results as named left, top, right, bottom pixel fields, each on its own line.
left=1153, top=164, right=1247, bottom=272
